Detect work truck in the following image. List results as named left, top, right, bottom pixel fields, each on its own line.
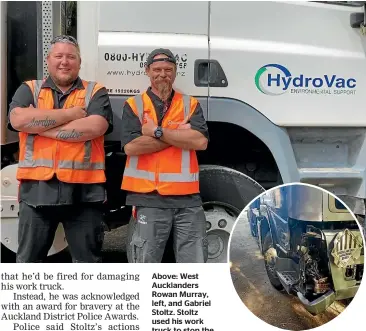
left=1, top=1, right=366, bottom=262
left=246, top=184, right=364, bottom=314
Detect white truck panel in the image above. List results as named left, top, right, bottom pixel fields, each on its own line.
left=78, top=1, right=209, bottom=97
left=97, top=32, right=208, bottom=97
left=78, top=1, right=100, bottom=81
left=98, top=1, right=209, bottom=35
left=210, top=1, right=366, bottom=126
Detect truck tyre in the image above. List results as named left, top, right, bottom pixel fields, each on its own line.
left=126, top=165, right=265, bottom=263
left=200, top=165, right=264, bottom=263
left=263, top=231, right=283, bottom=290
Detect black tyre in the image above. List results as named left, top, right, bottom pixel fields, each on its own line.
left=200, top=165, right=264, bottom=263
left=263, top=231, right=283, bottom=290
left=126, top=165, right=264, bottom=263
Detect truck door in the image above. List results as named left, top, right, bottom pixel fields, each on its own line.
left=78, top=1, right=210, bottom=142
left=208, top=1, right=366, bottom=126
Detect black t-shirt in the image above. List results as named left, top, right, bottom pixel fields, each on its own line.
left=8, top=76, right=113, bottom=207
left=120, top=87, right=209, bottom=208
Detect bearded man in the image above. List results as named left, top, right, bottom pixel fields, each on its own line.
left=120, top=48, right=209, bottom=263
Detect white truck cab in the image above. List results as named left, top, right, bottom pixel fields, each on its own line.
left=1, top=1, right=366, bottom=262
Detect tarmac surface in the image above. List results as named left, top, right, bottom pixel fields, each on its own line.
left=229, top=212, right=349, bottom=331
left=1, top=225, right=129, bottom=263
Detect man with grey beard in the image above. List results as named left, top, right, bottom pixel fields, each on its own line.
left=120, top=48, right=209, bottom=263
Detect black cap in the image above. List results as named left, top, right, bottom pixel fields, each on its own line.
left=146, top=48, right=176, bottom=67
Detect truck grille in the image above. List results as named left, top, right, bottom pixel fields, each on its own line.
left=331, top=229, right=363, bottom=268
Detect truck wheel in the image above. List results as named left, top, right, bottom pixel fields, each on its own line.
left=263, top=231, right=283, bottom=290
left=200, top=165, right=264, bottom=263
left=126, top=165, right=264, bottom=263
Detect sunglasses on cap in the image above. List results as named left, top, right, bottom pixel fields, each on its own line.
left=50, top=35, right=79, bottom=47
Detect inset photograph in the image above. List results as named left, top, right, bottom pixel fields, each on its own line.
left=229, top=183, right=364, bottom=330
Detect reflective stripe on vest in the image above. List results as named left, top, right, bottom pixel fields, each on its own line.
left=18, top=80, right=104, bottom=170
left=33, top=80, right=43, bottom=107
left=123, top=94, right=199, bottom=182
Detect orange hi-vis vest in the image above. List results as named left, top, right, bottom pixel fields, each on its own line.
left=121, top=92, right=200, bottom=195
left=17, top=79, right=106, bottom=183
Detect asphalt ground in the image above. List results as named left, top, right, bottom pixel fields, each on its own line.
left=1, top=225, right=129, bottom=263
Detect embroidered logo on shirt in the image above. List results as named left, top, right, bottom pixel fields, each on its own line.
left=138, top=214, right=147, bottom=225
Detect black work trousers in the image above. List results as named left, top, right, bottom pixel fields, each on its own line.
left=16, top=202, right=105, bottom=263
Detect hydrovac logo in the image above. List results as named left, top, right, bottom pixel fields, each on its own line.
left=255, top=64, right=357, bottom=96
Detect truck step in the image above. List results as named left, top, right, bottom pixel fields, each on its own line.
left=299, top=168, right=362, bottom=179
left=277, top=271, right=298, bottom=287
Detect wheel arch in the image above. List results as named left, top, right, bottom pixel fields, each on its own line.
left=207, top=97, right=300, bottom=184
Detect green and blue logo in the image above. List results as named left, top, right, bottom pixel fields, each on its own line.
left=255, top=64, right=357, bottom=96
